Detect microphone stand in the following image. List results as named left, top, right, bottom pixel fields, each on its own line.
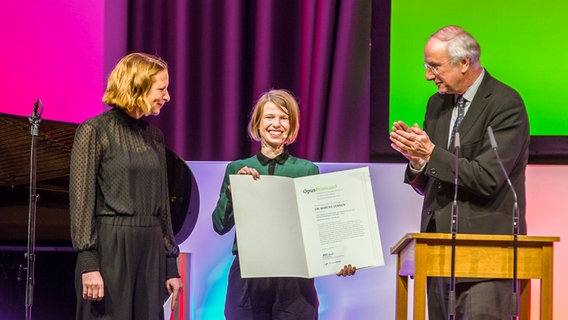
left=25, top=99, right=43, bottom=320
left=448, top=132, right=460, bottom=319
left=487, top=126, right=519, bottom=318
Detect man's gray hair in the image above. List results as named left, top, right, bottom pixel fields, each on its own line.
left=431, top=25, right=481, bottom=65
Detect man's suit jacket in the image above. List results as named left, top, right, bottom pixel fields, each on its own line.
left=405, top=71, right=530, bottom=235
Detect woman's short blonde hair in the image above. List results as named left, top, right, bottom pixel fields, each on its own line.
left=102, top=52, right=168, bottom=115
left=247, top=89, right=300, bottom=144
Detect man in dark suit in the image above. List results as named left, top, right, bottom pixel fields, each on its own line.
left=389, top=25, right=530, bottom=319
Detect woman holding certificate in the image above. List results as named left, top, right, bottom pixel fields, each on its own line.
left=212, top=89, right=356, bottom=320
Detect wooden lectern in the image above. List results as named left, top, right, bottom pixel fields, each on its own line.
left=390, top=233, right=559, bottom=320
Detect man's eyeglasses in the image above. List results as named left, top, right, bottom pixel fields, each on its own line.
left=423, top=62, right=441, bottom=75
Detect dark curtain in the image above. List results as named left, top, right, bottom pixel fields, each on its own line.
left=123, top=0, right=372, bottom=162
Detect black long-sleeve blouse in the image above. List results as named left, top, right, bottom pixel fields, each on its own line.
left=69, top=107, right=179, bottom=279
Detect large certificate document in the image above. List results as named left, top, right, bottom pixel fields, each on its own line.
left=229, top=167, right=384, bottom=278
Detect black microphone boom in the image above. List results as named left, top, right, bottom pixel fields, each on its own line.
left=487, top=126, right=520, bottom=318
left=487, top=126, right=519, bottom=233
left=448, top=132, right=460, bottom=319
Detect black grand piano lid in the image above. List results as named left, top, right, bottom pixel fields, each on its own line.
left=0, top=112, right=199, bottom=247
left=165, top=148, right=200, bottom=245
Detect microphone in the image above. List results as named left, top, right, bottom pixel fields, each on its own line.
left=33, top=100, right=39, bottom=116
left=454, top=131, right=460, bottom=150
left=29, top=100, right=43, bottom=135
left=486, top=126, right=519, bottom=228
left=487, top=126, right=520, bottom=318
left=448, top=132, right=460, bottom=318
left=29, top=99, right=43, bottom=122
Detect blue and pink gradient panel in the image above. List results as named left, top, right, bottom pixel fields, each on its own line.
left=182, top=162, right=568, bottom=319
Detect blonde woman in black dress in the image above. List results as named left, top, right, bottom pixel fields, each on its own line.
left=70, top=52, right=183, bottom=319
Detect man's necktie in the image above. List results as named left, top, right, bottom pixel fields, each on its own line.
left=449, top=96, right=466, bottom=148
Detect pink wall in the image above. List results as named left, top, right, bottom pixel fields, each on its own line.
left=526, top=165, right=567, bottom=319
left=0, top=0, right=105, bottom=123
